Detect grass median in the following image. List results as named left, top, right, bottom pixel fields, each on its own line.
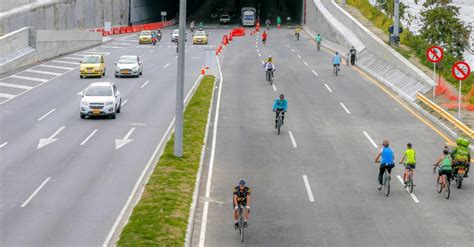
left=118, top=75, right=215, bottom=246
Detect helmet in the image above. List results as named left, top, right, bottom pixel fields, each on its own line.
left=268, top=55, right=272, bottom=58
left=279, top=94, right=284, bottom=98
left=239, top=179, right=246, bottom=185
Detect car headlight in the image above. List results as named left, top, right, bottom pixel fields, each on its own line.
left=105, top=101, right=114, bottom=106
left=132, top=66, right=139, bottom=70
left=82, top=101, right=89, bottom=106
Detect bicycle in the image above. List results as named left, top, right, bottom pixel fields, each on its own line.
left=265, top=70, right=274, bottom=85
left=434, top=166, right=450, bottom=199
left=377, top=162, right=391, bottom=196
left=275, top=110, right=285, bottom=135
left=236, top=205, right=246, bottom=242
left=403, top=165, right=415, bottom=193
left=333, top=64, right=340, bottom=76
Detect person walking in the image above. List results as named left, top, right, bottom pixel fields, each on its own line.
left=349, top=46, right=357, bottom=66
left=315, top=34, right=322, bottom=51
left=262, top=31, right=268, bottom=45
left=276, top=16, right=282, bottom=28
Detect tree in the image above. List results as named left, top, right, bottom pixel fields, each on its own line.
left=423, top=0, right=452, bottom=8
left=419, top=4, right=471, bottom=59
left=375, top=0, right=407, bottom=19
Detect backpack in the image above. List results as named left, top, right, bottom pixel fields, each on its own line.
left=453, top=145, right=469, bottom=163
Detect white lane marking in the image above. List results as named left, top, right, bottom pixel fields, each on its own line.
left=121, top=99, right=128, bottom=107
left=140, top=80, right=150, bottom=89
left=257, top=49, right=260, bottom=52
left=0, top=93, right=15, bottom=99
left=258, top=53, right=262, bottom=57
left=0, top=82, right=33, bottom=90
left=302, top=175, right=315, bottom=202
left=163, top=63, right=170, bottom=69
left=79, top=51, right=111, bottom=55
left=115, top=127, right=135, bottom=150
left=312, top=69, right=319, bottom=76
left=150, top=50, right=154, bottom=53
left=396, top=175, right=420, bottom=203
left=289, top=131, right=297, bottom=148
left=37, top=109, right=56, bottom=121
left=304, top=61, right=308, bottom=66
left=191, top=57, right=200, bottom=59
left=68, top=54, right=85, bottom=58
left=20, top=177, right=51, bottom=207
left=0, top=142, right=8, bottom=149
left=286, top=44, right=290, bottom=48
left=26, top=69, right=62, bottom=76
left=199, top=56, right=223, bottom=247
left=37, top=126, right=65, bottom=149
left=61, top=56, right=82, bottom=60
left=131, top=123, right=146, bottom=126
left=52, top=60, right=79, bottom=65
left=37, top=64, right=74, bottom=70
left=297, top=54, right=301, bottom=59
left=291, top=49, right=295, bottom=52
left=363, top=131, right=378, bottom=149
left=101, top=45, right=123, bottom=49
left=324, top=83, right=333, bottom=93
left=104, top=74, right=204, bottom=247
left=10, top=75, right=48, bottom=83
left=80, top=129, right=98, bottom=146
left=192, top=45, right=195, bottom=48
left=340, top=102, right=351, bottom=114
left=272, top=84, right=277, bottom=91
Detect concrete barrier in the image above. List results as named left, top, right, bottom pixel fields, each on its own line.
left=0, top=27, right=102, bottom=74
left=304, top=0, right=435, bottom=101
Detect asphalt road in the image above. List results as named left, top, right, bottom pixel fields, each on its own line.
left=0, top=28, right=229, bottom=245
left=192, top=27, right=474, bottom=246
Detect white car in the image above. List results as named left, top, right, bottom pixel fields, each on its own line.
left=114, top=55, right=143, bottom=78
left=220, top=14, right=231, bottom=24
left=80, top=82, right=122, bottom=119
left=171, top=29, right=187, bottom=42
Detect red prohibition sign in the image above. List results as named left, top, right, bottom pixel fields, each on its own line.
left=426, top=46, right=444, bottom=63
left=452, top=61, right=471, bottom=81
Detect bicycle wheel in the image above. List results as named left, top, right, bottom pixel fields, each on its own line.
left=277, top=119, right=281, bottom=135
left=270, top=72, right=273, bottom=85
left=437, top=176, right=442, bottom=193
left=456, top=175, right=463, bottom=189
left=384, top=172, right=390, bottom=197
left=444, top=180, right=450, bottom=199
left=408, top=177, right=414, bottom=193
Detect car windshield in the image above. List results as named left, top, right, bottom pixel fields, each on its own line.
left=244, top=15, right=253, bottom=20
left=195, top=31, right=206, bottom=36
left=85, top=86, right=112, bottom=96
left=140, top=31, right=151, bottom=36
left=82, top=56, right=100, bottom=63
left=118, top=60, right=136, bottom=64
left=221, top=15, right=230, bottom=19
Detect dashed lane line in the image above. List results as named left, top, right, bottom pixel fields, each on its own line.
left=312, top=70, right=319, bottom=76
left=340, top=102, right=351, bottom=115
left=289, top=131, right=298, bottom=148
left=37, top=109, right=56, bottom=121
left=163, top=63, right=170, bottom=69
left=20, top=177, right=51, bottom=208
left=0, top=142, right=8, bottom=149
left=297, top=54, right=301, bottom=59
left=304, top=61, right=308, bottom=66
left=363, top=131, right=378, bottom=149
left=272, top=84, right=277, bottom=91
left=51, top=60, right=79, bottom=65
left=121, top=99, right=128, bottom=107
left=0, top=82, right=33, bottom=90
left=26, top=69, right=62, bottom=76
left=324, top=83, right=333, bottom=93
left=37, top=64, right=75, bottom=70
left=396, top=175, right=420, bottom=203
left=10, top=75, right=48, bottom=83
left=140, top=80, right=150, bottom=89
left=80, top=129, right=98, bottom=146
left=302, top=175, right=315, bottom=202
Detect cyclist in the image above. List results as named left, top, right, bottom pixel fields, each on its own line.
left=434, top=147, right=453, bottom=182
left=265, top=18, right=271, bottom=30
left=262, top=31, right=268, bottom=45
left=315, top=34, right=322, bottom=51
left=273, top=94, right=288, bottom=129
left=451, top=137, right=470, bottom=177
left=233, top=179, right=251, bottom=229
left=263, top=55, right=276, bottom=81
left=286, top=16, right=292, bottom=26
left=375, top=140, right=395, bottom=190
left=399, top=142, right=416, bottom=184
left=332, top=52, right=341, bottom=75
left=295, top=26, right=301, bottom=41
left=190, top=20, right=195, bottom=32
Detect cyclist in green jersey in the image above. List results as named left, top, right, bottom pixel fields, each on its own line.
left=434, top=148, right=453, bottom=181
left=399, top=143, right=416, bottom=184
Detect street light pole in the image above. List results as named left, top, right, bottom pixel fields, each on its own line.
left=174, top=0, right=186, bottom=157
left=393, top=0, right=400, bottom=45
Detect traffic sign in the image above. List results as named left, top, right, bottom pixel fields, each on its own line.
left=426, top=46, right=443, bottom=63
left=452, top=61, right=471, bottom=81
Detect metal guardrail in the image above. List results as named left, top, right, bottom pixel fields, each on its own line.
left=416, top=92, right=474, bottom=138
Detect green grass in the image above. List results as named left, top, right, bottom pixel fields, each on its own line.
left=118, top=75, right=215, bottom=246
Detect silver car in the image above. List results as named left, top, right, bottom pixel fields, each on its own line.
left=114, top=55, right=143, bottom=78
left=171, top=29, right=187, bottom=42
left=80, top=82, right=122, bottom=119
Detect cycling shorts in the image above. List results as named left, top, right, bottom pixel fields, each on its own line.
left=405, top=163, right=416, bottom=169
left=438, top=169, right=452, bottom=180
left=333, top=64, right=340, bottom=67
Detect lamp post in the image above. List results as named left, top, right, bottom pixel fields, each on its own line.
left=174, top=0, right=187, bottom=157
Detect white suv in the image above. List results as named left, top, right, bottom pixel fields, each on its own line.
left=80, top=82, right=122, bottom=119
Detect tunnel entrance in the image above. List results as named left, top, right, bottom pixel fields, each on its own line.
left=131, top=0, right=304, bottom=26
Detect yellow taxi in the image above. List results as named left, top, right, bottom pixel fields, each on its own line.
left=139, top=30, right=152, bottom=44
left=79, top=55, right=106, bottom=78
left=192, top=30, right=208, bottom=45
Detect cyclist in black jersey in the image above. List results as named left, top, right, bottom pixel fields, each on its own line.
left=233, top=179, right=251, bottom=228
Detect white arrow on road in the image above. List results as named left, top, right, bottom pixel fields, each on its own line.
left=37, top=126, right=65, bottom=149
left=115, top=127, right=135, bottom=150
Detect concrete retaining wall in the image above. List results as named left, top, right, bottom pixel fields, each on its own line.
left=0, top=27, right=102, bottom=74
left=0, top=0, right=129, bottom=34
left=304, top=0, right=435, bottom=101
left=0, top=0, right=35, bottom=13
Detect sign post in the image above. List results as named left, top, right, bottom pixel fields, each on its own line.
left=161, top=11, right=167, bottom=22
left=426, top=46, right=444, bottom=99
left=451, top=61, right=471, bottom=120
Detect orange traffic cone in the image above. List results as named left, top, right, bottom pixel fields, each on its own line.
left=201, top=67, right=205, bottom=75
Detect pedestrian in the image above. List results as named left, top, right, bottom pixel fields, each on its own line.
left=262, top=31, right=267, bottom=45
left=276, top=16, right=281, bottom=28
left=315, top=34, right=322, bottom=51
left=349, top=46, right=357, bottom=66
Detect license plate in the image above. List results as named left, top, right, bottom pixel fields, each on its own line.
left=458, top=169, right=465, bottom=175
left=92, top=109, right=101, bottom=114
left=88, top=71, right=92, bottom=74
left=123, top=70, right=130, bottom=74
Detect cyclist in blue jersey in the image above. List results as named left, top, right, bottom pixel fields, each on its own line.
left=332, top=52, right=341, bottom=75
left=273, top=94, right=288, bottom=129
left=374, top=140, right=395, bottom=190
